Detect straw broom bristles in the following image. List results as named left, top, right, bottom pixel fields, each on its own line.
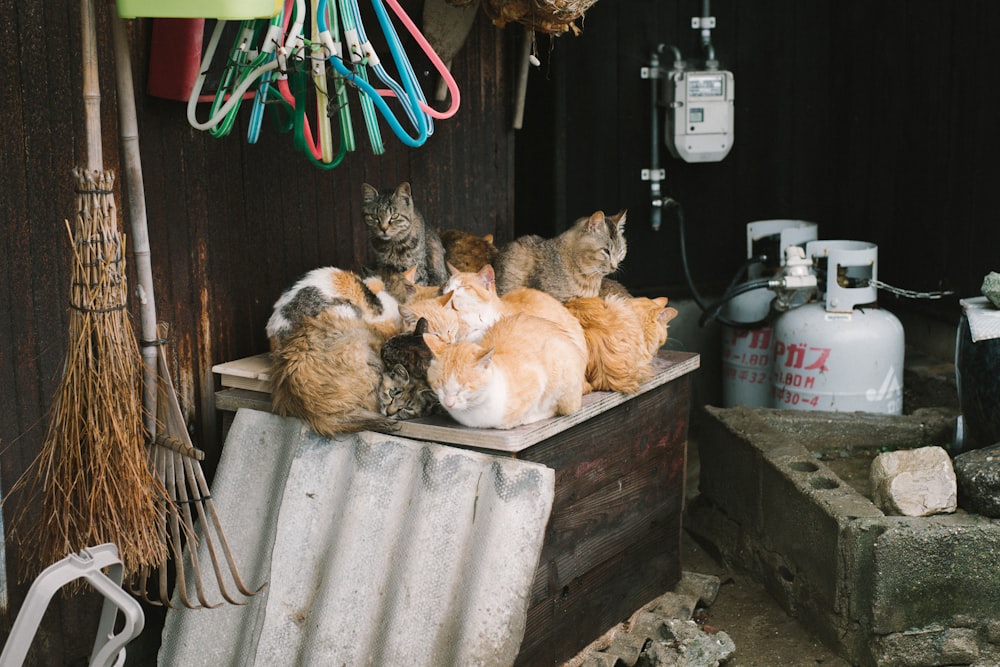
left=10, top=168, right=168, bottom=581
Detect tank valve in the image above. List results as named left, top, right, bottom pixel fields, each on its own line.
left=771, top=246, right=817, bottom=312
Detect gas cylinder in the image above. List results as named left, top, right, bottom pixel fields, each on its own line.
left=721, top=220, right=817, bottom=407
left=770, top=240, right=904, bottom=414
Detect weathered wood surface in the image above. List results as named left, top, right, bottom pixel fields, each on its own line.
left=391, top=350, right=698, bottom=452
left=515, top=364, right=690, bottom=666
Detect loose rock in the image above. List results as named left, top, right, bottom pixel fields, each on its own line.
left=953, top=442, right=1000, bottom=517
left=869, top=446, right=957, bottom=516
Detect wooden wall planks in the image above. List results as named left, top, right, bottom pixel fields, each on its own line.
left=0, top=2, right=513, bottom=662
left=516, top=0, right=1000, bottom=311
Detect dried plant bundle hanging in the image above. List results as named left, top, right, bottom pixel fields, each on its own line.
left=11, top=168, right=168, bottom=580
left=482, top=0, right=599, bottom=35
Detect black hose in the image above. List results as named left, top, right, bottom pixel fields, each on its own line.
left=669, top=200, right=774, bottom=330
left=698, top=278, right=774, bottom=327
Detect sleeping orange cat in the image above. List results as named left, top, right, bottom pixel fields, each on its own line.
left=423, top=312, right=587, bottom=429
left=565, top=295, right=678, bottom=393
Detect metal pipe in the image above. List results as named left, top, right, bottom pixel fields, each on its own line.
left=650, top=49, right=663, bottom=231
left=700, top=0, right=717, bottom=66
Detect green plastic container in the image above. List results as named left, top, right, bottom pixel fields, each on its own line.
left=116, top=0, right=280, bottom=19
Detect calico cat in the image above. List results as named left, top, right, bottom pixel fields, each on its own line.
left=378, top=317, right=440, bottom=420
left=266, top=267, right=401, bottom=349
left=493, top=209, right=628, bottom=301
left=270, top=309, right=398, bottom=436
left=361, top=182, right=448, bottom=286
left=439, top=229, right=499, bottom=273
left=442, top=265, right=588, bottom=364
left=565, top=295, right=679, bottom=394
left=423, top=312, right=588, bottom=429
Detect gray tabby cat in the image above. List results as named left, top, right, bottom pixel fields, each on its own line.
left=494, top=210, right=628, bottom=302
left=378, top=317, right=440, bottom=420
left=362, top=182, right=448, bottom=287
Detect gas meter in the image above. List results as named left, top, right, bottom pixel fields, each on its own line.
left=663, top=69, right=734, bottom=163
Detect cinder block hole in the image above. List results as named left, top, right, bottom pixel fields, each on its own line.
left=561, top=585, right=570, bottom=600
left=778, top=565, right=795, bottom=582
left=809, top=476, right=840, bottom=490
left=788, top=461, right=820, bottom=473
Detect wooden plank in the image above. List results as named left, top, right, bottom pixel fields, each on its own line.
left=215, top=387, right=273, bottom=413
left=212, top=351, right=273, bottom=391
left=392, top=350, right=698, bottom=453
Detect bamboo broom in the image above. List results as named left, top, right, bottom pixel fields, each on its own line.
left=9, top=0, right=168, bottom=580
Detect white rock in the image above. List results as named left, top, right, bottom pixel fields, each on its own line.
left=870, top=446, right=957, bottom=516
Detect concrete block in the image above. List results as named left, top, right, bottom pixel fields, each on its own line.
left=871, top=515, right=1000, bottom=634
left=692, top=407, right=1000, bottom=667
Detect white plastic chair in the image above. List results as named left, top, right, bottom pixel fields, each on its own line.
left=0, top=543, right=144, bottom=667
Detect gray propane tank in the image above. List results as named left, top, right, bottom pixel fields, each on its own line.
left=721, top=219, right=818, bottom=407
left=770, top=240, right=904, bottom=414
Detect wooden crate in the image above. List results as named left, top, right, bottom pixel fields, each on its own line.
left=214, top=350, right=698, bottom=666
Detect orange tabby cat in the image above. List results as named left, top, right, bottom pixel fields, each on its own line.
left=565, top=295, right=679, bottom=393
left=442, top=265, right=588, bottom=364
left=398, top=292, right=464, bottom=342
left=270, top=309, right=398, bottom=436
left=423, top=312, right=587, bottom=429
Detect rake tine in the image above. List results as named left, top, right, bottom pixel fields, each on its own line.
left=180, top=456, right=249, bottom=606
left=165, top=447, right=200, bottom=609
left=172, top=449, right=221, bottom=610
left=155, top=444, right=177, bottom=609
left=191, top=459, right=267, bottom=598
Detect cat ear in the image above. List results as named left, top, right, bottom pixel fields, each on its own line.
left=447, top=262, right=461, bottom=276
left=439, top=292, right=457, bottom=309
left=392, top=363, right=410, bottom=382
left=399, top=305, right=419, bottom=328
left=414, top=317, right=429, bottom=335
left=477, top=264, right=496, bottom=290
left=612, top=209, right=627, bottom=232
left=476, top=347, right=495, bottom=369
left=652, top=296, right=669, bottom=309
left=362, top=183, right=378, bottom=203
left=395, top=182, right=412, bottom=204
left=483, top=233, right=494, bottom=244
left=403, top=265, right=418, bottom=283
left=422, top=333, right=446, bottom=356
left=660, top=307, right=679, bottom=325
left=586, top=211, right=607, bottom=233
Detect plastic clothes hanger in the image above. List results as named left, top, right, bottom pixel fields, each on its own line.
left=248, top=7, right=289, bottom=143
left=311, top=0, right=335, bottom=161
left=187, top=20, right=284, bottom=132
left=374, top=0, right=461, bottom=120
left=318, top=0, right=426, bottom=148
left=323, top=0, right=357, bottom=153
left=327, top=0, right=385, bottom=153
left=209, top=20, right=268, bottom=138
left=340, top=0, right=426, bottom=133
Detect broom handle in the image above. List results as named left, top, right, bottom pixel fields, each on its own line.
left=81, top=0, right=103, bottom=172
left=110, top=6, right=159, bottom=438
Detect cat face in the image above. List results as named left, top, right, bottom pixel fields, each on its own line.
left=378, top=363, right=439, bottom=419
left=577, top=210, right=628, bottom=277
left=362, top=182, right=416, bottom=240
left=442, top=265, right=502, bottom=339
left=423, top=336, right=493, bottom=411
left=631, top=296, right=678, bottom=353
